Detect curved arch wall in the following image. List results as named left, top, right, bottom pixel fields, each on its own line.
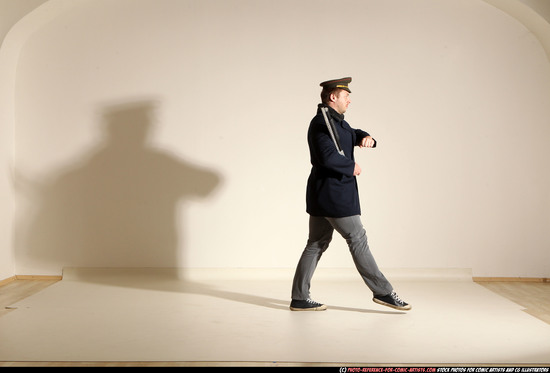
left=2, top=0, right=550, bottom=278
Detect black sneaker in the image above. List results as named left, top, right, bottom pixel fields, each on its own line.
left=289, top=298, right=328, bottom=311
left=373, top=291, right=411, bottom=311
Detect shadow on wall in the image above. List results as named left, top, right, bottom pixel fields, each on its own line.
left=15, top=100, right=222, bottom=272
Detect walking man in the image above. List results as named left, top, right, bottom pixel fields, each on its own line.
left=290, top=77, right=411, bottom=312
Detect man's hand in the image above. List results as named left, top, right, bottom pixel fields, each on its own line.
left=360, top=136, right=376, bottom=148
left=353, top=163, right=362, bottom=176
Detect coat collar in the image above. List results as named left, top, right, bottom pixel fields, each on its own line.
left=317, top=103, right=345, bottom=122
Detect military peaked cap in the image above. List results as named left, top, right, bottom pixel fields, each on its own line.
left=320, top=77, right=352, bottom=93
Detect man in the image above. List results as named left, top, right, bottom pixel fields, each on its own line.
left=290, top=77, right=411, bottom=312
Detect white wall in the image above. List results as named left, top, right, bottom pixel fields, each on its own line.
left=0, top=40, right=15, bottom=279
left=6, top=0, right=550, bottom=277
left=485, top=0, right=550, bottom=61
left=0, top=0, right=49, bottom=280
left=520, top=0, right=550, bottom=24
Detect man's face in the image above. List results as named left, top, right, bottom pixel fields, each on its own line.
left=331, top=90, right=351, bottom=114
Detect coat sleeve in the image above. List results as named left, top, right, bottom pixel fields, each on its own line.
left=354, top=129, right=377, bottom=147
left=308, top=119, right=355, bottom=177
left=354, top=129, right=369, bottom=144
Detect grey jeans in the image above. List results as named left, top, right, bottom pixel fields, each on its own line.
left=291, top=215, right=393, bottom=300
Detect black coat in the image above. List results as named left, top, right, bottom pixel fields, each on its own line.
left=306, top=104, right=370, bottom=218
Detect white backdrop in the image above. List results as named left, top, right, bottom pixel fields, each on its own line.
left=6, top=0, right=550, bottom=277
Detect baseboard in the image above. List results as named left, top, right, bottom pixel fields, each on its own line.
left=0, top=275, right=63, bottom=286
left=3, top=271, right=549, bottom=285
left=15, top=275, right=63, bottom=281
left=0, top=276, right=16, bottom=286
left=474, top=276, right=550, bottom=283
left=473, top=277, right=550, bottom=283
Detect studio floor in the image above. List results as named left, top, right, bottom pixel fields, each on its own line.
left=1, top=268, right=550, bottom=366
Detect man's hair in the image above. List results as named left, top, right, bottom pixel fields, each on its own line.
left=321, top=87, right=343, bottom=105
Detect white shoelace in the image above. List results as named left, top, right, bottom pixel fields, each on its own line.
left=390, top=291, right=406, bottom=304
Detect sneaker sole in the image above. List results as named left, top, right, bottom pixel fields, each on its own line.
left=289, top=305, right=328, bottom=311
left=372, top=298, right=412, bottom=311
